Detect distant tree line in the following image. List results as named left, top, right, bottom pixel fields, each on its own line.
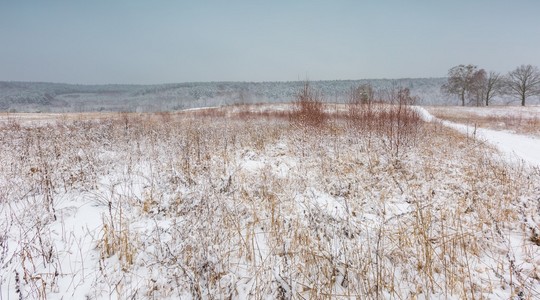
left=442, top=64, right=540, bottom=106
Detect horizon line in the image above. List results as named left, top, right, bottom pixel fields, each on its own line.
left=0, top=76, right=447, bottom=86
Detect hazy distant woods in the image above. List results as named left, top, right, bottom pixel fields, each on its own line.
left=1, top=67, right=539, bottom=113
left=0, top=79, right=446, bottom=113
left=442, top=64, right=540, bottom=106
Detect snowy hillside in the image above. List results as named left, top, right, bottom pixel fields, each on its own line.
left=0, top=78, right=447, bottom=112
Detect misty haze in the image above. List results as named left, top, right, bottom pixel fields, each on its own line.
left=1, top=1, right=540, bottom=299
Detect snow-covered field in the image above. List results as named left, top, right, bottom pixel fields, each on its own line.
left=417, top=107, right=540, bottom=167
left=1, top=104, right=540, bottom=299
left=425, top=105, right=540, bottom=137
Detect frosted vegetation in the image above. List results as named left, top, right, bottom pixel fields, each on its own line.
left=1, top=85, right=540, bottom=298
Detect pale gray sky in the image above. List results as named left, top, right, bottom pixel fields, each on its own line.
left=1, top=0, right=539, bottom=84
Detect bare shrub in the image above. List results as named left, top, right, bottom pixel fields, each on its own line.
left=348, top=85, right=421, bottom=157
left=291, top=81, right=326, bottom=127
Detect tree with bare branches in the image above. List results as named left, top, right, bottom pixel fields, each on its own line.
left=478, top=71, right=503, bottom=106
left=470, top=69, right=487, bottom=106
left=442, top=64, right=484, bottom=106
left=469, top=69, right=503, bottom=106
left=506, top=64, right=540, bottom=106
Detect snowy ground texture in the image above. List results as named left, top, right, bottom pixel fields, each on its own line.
left=425, top=106, right=540, bottom=138
left=1, top=104, right=540, bottom=299
left=418, top=107, right=540, bottom=167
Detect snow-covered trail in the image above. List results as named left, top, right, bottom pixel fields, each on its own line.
left=416, top=106, right=540, bottom=167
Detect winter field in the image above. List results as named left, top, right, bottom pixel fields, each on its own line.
left=1, top=103, right=540, bottom=299
left=425, top=106, right=540, bottom=138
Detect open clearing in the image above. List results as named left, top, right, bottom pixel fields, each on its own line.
left=1, top=104, right=540, bottom=299
left=425, top=105, right=540, bottom=137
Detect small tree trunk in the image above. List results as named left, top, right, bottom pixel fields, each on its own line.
left=522, top=95, right=526, bottom=106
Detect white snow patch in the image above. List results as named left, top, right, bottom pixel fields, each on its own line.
left=418, top=107, right=540, bottom=167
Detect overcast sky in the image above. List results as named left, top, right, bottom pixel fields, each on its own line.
left=1, top=0, right=539, bottom=84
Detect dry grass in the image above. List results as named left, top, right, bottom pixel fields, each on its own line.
left=1, top=101, right=539, bottom=299
left=426, top=106, right=540, bottom=137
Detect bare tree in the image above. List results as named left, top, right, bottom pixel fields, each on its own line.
left=463, top=69, right=503, bottom=107
left=442, top=64, right=483, bottom=106
left=397, top=87, right=418, bottom=105
left=470, top=69, right=487, bottom=106
left=477, top=71, right=503, bottom=106
left=506, top=64, right=540, bottom=106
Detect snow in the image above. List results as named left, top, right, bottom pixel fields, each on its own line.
left=458, top=126, right=540, bottom=166
left=1, top=106, right=540, bottom=299
left=427, top=105, right=540, bottom=119
left=416, top=106, right=540, bottom=167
